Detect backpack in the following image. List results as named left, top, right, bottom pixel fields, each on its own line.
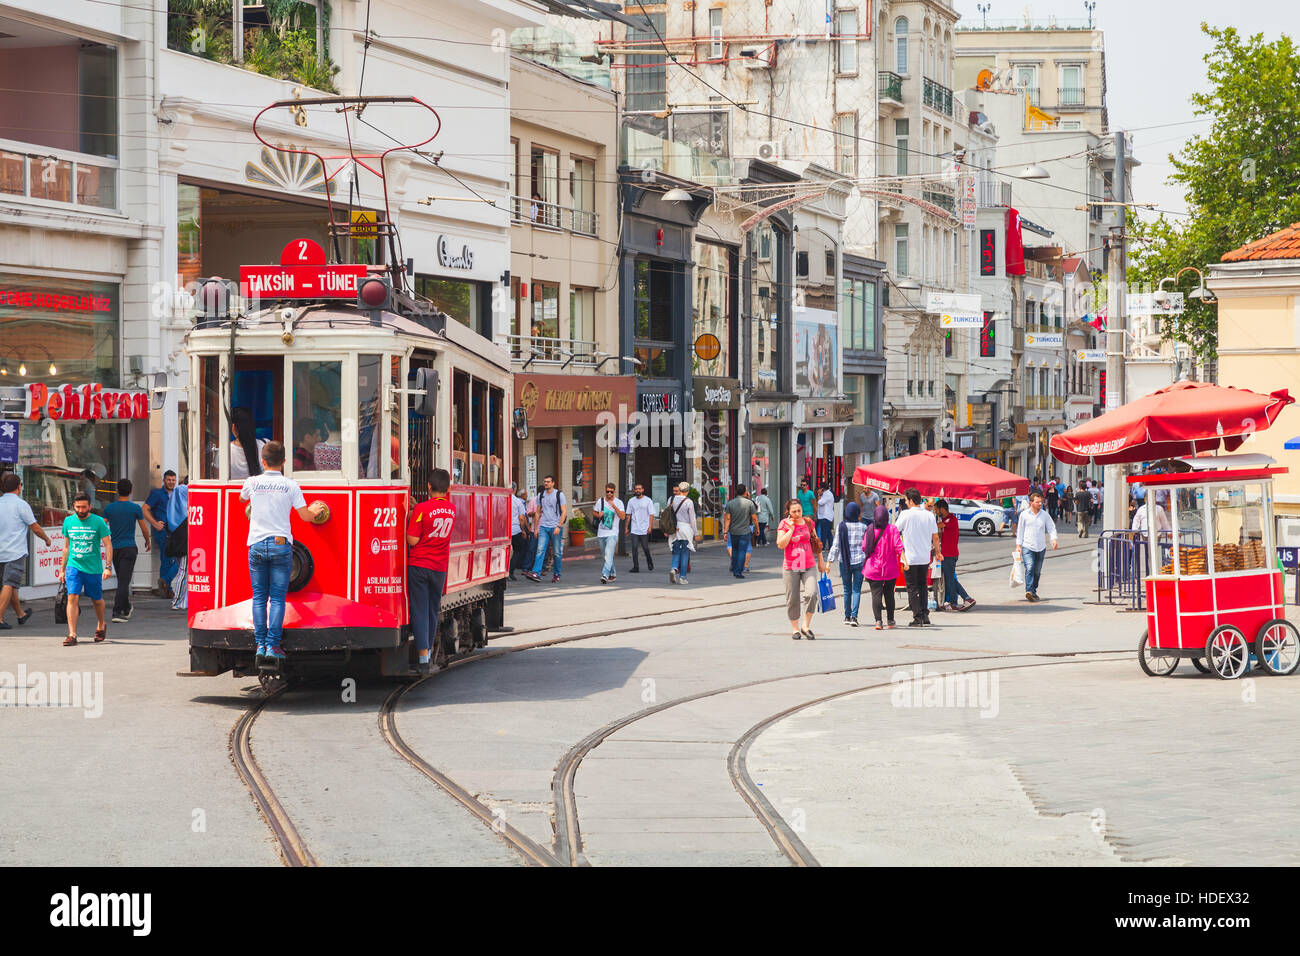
left=659, top=496, right=687, bottom=535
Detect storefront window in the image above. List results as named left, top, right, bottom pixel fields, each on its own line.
left=416, top=275, right=483, bottom=331
left=692, top=241, right=732, bottom=377
left=634, top=259, right=674, bottom=379
left=291, top=361, right=342, bottom=473
left=699, top=410, right=730, bottom=515
left=752, top=224, right=780, bottom=392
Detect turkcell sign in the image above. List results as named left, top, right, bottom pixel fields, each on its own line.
left=1024, top=332, right=1064, bottom=348
left=939, top=312, right=984, bottom=327
left=927, top=292, right=981, bottom=318
left=240, top=264, right=368, bottom=299
left=1076, top=349, right=1106, bottom=363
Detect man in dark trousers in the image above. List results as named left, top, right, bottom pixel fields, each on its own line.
left=103, top=479, right=151, bottom=623
left=143, top=470, right=178, bottom=598
left=722, top=485, right=758, bottom=579
left=896, top=488, right=940, bottom=627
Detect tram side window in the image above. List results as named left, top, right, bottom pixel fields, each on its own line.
left=291, top=361, right=343, bottom=474
left=409, top=355, right=435, bottom=498
left=451, top=370, right=470, bottom=485
left=390, top=355, right=401, bottom=481
left=199, top=356, right=220, bottom=480
left=1211, top=483, right=1266, bottom=570
left=489, top=385, right=504, bottom=486
left=471, top=378, right=487, bottom=485
left=359, top=355, right=384, bottom=479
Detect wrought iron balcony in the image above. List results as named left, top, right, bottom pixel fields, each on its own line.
left=510, top=195, right=599, bottom=236
left=503, top=334, right=600, bottom=367
left=923, top=77, right=953, bottom=116
left=878, top=71, right=903, bottom=103
left=1057, top=87, right=1085, bottom=108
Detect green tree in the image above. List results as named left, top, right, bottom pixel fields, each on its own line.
left=1129, top=24, right=1300, bottom=360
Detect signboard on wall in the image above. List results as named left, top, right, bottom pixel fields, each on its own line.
left=794, top=307, right=838, bottom=397
left=693, top=376, right=741, bottom=410
left=515, top=374, right=637, bottom=427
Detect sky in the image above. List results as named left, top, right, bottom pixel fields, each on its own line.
left=952, top=0, right=1300, bottom=218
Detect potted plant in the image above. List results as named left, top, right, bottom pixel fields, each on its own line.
left=568, top=512, right=587, bottom=547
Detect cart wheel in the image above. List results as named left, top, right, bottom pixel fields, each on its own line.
left=1190, top=657, right=1210, bottom=674
left=1256, top=619, right=1300, bottom=676
left=1205, top=624, right=1251, bottom=680
left=1137, top=630, right=1178, bottom=677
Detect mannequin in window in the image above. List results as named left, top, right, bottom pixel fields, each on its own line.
left=230, top=406, right=265, bottom=480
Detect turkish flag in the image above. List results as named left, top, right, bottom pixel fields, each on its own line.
left=1005, top=207, right=1025, bottom=276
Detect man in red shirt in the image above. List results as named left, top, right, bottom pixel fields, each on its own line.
left=934, top=500, right=975, bottom=612
left=406, top=468, right=456, bottom=673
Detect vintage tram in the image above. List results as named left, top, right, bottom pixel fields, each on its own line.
left=182, top=252, right=513, bottom=681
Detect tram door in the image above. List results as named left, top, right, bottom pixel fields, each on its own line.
left=408, top=352, right=436, bottom=500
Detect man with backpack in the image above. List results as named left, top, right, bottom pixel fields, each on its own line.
left=662, top=482, right=699, bottom=585
left=523, top=475, right=567, bottom=583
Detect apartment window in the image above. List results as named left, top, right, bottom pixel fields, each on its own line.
left=1060, top=64, right=1083, bottom=106
left=709, top=8, right=723, bottom=59
left=895, top=119, right=909, bottom=176
left=531, top=281, right=560, bottom=341
left=634, top=259, right=675, bottom=379
left=530, top=146, right=559, bottom=227
left=825, top=251, right=836, bottom=278
left=894, top=224, right=910, bottom=277
left=836, top=9, right=859, bottom=74
left=626, top=12, right=667, bottom=134
left=796, top=251, right=809, bottom=278
left=509, top=139, right=519, bottom=212
left=906, top=348, right=914, bottom=396
left=569, top=286, right=596, bottom=343
left=895, top=17, right=909, bottom=74
left=841, top=277, right=876, bottom=351
left=570, top=156, right=596, bottom=234
left=1016, top=65, right=1038, bottom=104
left=834, top=112, right=857, bottom=177
left=693, top=240, right=733, bottom=377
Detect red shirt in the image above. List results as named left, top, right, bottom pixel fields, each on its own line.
left=940, top=514, right=960, bottom=558
left=407, top=496, right=456, bottom=572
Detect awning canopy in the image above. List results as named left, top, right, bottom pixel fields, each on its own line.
left=853, top=449, right=1029, bottom=500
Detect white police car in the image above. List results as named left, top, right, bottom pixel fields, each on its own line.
left=946, top=499, right=1008, bottom=536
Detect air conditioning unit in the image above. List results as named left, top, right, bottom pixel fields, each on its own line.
left=756, top=141, right=780, bottom=162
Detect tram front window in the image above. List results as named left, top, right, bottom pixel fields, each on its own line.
left=291, top=361, right=342, bottom=473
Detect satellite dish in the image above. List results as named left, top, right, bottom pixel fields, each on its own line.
left=976, top=68, right=995, bottom=91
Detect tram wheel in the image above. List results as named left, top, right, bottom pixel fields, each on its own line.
left=1137, top=630, right=1178, bottom=677
left=1190, top=657, right=1210, bottom=674
left=1205, top=624, right=1251, bottom=680
left=1256, top=619, right=1300, bottom=675
left=469, top=605, right=487, bottom=649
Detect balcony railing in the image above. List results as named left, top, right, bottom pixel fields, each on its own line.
left=503, top=334, right=600, bottom=367
left=510, top=195, right=598, bottom=236
left=922, top=188, right=956, bottom=213
left=1021, top=86, right=1040, bottom=106
left=620, top=126, right=731, bottom=185
left=977, top=178, right=1013, bottom=207
left=0, top=138, right=118, bottom=211
left=878, top=71, right=903, bottom=103
left=1052, top=396, right=1064, bottom=410
left=1057, top=87, right=1085, bottom=108
left=923, top=77, right=953, bottom=116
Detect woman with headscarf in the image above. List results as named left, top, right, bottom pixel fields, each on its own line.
left=229, top=407, right=265, bottom=480
left=862, top=504, right=907, bottom=631
left=826, top=501, right=867, bottom=626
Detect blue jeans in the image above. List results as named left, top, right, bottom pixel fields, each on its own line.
left=1022, top=548, right=1045, bottom=596
left=816, top=518, right=833, bottom=551
left=531, top=525, right=563, bottom=577
left=839, top=561, right=864, bottom=619
left=671, top=540, right=690, bottom=576
left=249, top=538, right=293, bottom=646
left=941, top=556, right=972, bottom=605
left=729, top=533, right=751, bottom=575
left=155, top=529, right=178, bottom=586
left=600, top=534, right=617, bottom=578
left=408, top=565, right=447, bottom=654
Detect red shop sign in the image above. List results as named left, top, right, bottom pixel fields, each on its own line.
left=25, top=383, right=149, bottom=421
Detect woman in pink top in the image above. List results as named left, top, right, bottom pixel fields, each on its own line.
left=862, top=504, right=908, bottom=630
left=777, top=499, right=829, bottom=641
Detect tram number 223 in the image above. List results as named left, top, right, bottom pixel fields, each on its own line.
left=187, top=505, right=204, bottom=525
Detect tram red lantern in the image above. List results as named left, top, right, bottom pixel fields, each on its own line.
left=357, top=276, right=392, bottom=311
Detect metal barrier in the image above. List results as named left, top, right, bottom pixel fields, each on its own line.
left=1095, top=529, right=1204, bottom=610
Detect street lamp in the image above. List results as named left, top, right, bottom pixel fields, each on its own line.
left=662, top=187, right=693, bottom=202
left=1157, top=266, right=1216, bottom=305
left=1018, top=164, right=1050, bottom=180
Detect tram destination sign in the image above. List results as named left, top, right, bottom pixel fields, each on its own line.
left=240, top=263, right=369, bottom=299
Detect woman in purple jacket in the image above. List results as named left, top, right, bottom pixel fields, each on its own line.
left=862, top=504, right=908, bottom=630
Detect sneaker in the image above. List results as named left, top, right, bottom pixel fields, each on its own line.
left=552, top=574, right=561, bottom=583
left=630, top=567, right=640, bottom=573
left=678, top=577, right=688, bottom=584
left=123, top=608, right=132, bottom=622
left=267, top=645, right=286, bottom=660
left=0, top=621, right=11, bottom=630
left=669, top=568, right=679, bottom=584
left=255, top=644, right=267, bottom=661
left=609, top=575, right=616, bottom=581
left=907, top=621, right=924, bottom=628
left=600, top=576, right=608, bottom=584
left=850, top=617, right=859, bottom=627
left=523, top=572, right=541, bottom=582
left=647, top=564, right=655, bottom=572
left=874, top=621, right=884, bottom=631
left=111, top=614, right=128, bottom=623
left=960, top=598, right=976, bottom=611
left=1025, top=591, right=1034, bottom=601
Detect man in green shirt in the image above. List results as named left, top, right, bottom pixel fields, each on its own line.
left=56, top=493, right=113, bottom=646
left=797, top=479, right=815, bottom=520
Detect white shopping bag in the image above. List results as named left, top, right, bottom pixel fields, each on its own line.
left=1009, top=550, right=1025, bottom=587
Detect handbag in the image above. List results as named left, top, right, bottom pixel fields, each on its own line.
left=817, top=573, right=836, bottom=613
left=54, top=584, right=68, bottom=624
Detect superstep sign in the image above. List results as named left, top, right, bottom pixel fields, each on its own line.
left=239, top=238, right=368, bottom=299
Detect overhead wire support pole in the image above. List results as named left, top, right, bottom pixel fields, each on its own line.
left=1103, top=129, right=1128, bottom=538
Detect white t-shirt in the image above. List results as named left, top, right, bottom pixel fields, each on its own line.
left=817, top=489, right=835, bottom=521
left=626, top=495, right=656, bottom=536
left=593, top=497, right=625, bottom=538
left=896, top=506, right=939, bottom=565
left=241, top=470, right=306, bottom=546
left=231, top=438, right=268, bottom=480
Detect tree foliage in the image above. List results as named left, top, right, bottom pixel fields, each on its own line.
left=1128, top=24, right=1300, bottom=360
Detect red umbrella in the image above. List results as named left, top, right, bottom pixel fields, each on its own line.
left=1049, top=381, right=1294, bottom=466
left=852, top=449, right=1029, bottom=500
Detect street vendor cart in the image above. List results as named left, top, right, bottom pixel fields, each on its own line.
left=1130, top=457, right=1298, bottom=679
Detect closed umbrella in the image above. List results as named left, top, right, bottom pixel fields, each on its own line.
left=1049, top=382, right=1294, bottom=466
left=852, top=449, right=1029, bottom=500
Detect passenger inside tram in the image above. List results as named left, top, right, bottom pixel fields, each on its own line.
left=230, top=406, right=265, bottom=479
left=292, top=417, right=323, bottom=472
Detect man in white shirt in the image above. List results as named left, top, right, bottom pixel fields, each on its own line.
left=816, top=483, right=836, bottom=551
left=1132, top=496, right=1171, bottom=535
left=1015, top=491, right=1058, bottom=602
left=624, top=483, right=656, bottom=572
left=593, top=483, right=626, bottom=584
left=241, top=441, right=326, bottom=662
left=896, top=488, right=940, bottom=627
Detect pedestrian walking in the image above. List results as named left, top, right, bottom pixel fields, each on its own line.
left=509, top=483, right=528, bottom=581
left=1046, top=480, right=1059, bottom=521
left=826, top=501, right=867, bottom=625
left=523, top=476, right=566, bottom=583
left=1016, top=491, right=1058, bottom=602
left=723, top=484, right=758, bottom=578
left=143, top=470, right=178, bottom=598
left=797, top=479, right=815, bottom=519
left=166, top=478, right=190, bottom=610
left=666, top=482, right=699, bottom=584
left=753, top=487, right=775, bottom=546
left=523, top=487, right=540, bottom=571
left=896, top=488, right=940, bottom=628
left=593, top=483, right=625, bottom=584
left=816, top=482, right=836, bottom=551
left=933, top=499, right=975, bottom=611
left=0, top=472, right=52, bottom=629
left=241, top=441, right=327, bottom=663
left=624, top=483, right=655, bottom=572
left=1073, top=481, right=1092, bottom=537
left=55, top=493, right=112, bottom=646
left=857, top=485, right=882, bottom=517
left=776, top=498, right=828, bottom=640
left=862, top=504, right=906, bottom=631
left=406, top=468, right=455, bottom=673
left=103, top=479, right=151, bottom=623
left=1088, top=480, right=1101, bottom=526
